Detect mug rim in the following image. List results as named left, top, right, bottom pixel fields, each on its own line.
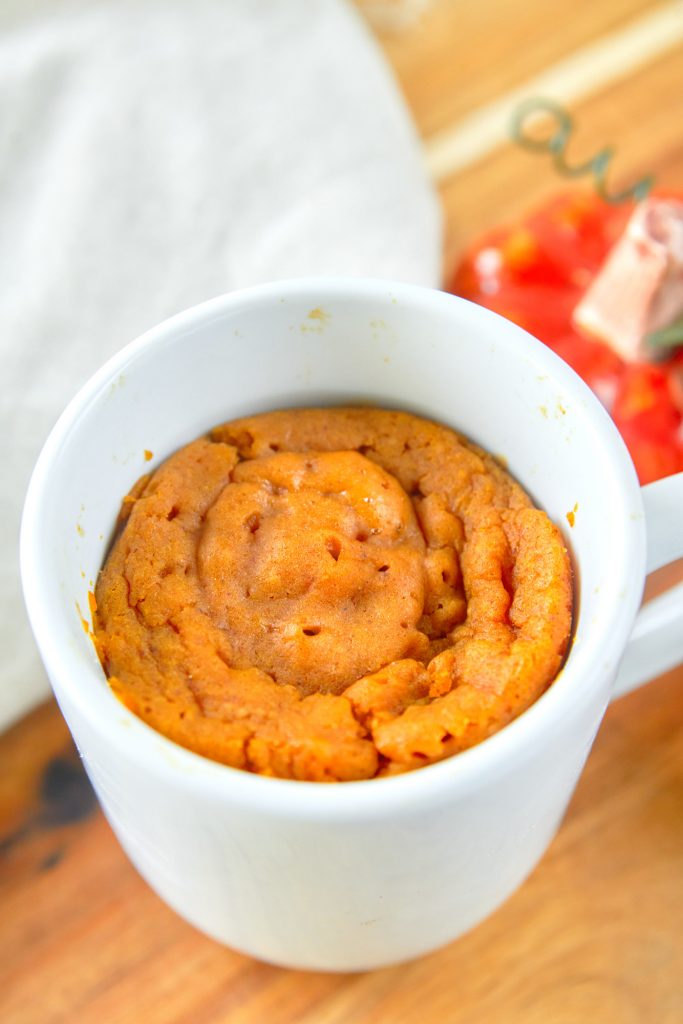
left=20, top=277, right=647, bottom=818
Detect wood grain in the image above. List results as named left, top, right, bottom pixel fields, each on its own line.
left=438, top=40, right=683, bottom=272
left=1, top=671, right=682, bottom=1023
left=3, top=3, right=683, bottom=1021
left=368, top=0, right=662, bottom=137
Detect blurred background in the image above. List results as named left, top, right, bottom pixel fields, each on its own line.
left=2, top=1, right=682, bottom=1021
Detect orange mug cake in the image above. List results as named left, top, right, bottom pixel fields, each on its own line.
left=93, top=407, right=573, bottom=782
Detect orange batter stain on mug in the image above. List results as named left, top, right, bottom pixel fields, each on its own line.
left=301, top=307, right=331, bottom=333
left=566, top=503, right=579, bottom=528
left=307, top=307, right=329, bottom=322
left=76, top=593, right=98, bottom=642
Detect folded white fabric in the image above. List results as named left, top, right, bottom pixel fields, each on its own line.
left=0, top=0, right=441, bottom=728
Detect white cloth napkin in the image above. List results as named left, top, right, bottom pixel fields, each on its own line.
left=1, top=0, right=441, bottom=729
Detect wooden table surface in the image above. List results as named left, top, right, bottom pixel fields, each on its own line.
left=3, top=2, right=682, bottom=1021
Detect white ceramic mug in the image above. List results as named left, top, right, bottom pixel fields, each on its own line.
left=21, top=280, right=683, bottom=971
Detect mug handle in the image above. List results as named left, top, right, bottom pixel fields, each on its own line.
left=613, top=472, right=683, bottom=698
